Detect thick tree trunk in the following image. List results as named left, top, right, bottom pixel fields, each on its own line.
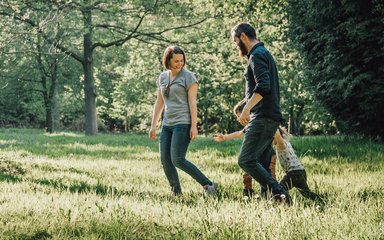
left=45, top=107, right=53, bottom=133
left=46, top=58, right=58, bottom=133
left=83, top=7, right=98, bottom=135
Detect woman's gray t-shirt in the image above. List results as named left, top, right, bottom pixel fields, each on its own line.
left=156, top=68, right=198, bottom=126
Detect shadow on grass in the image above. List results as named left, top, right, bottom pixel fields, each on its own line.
left=0, top=172, right=22, bottom=183
left=30, top=175, right=236, bottom=206
left=0, top=158, right=25, bottom=183
left=0, top=157, right=212, bottom=204
left=32, top=177, right=196, bottom=203
left=32, top=178, right=123, bottom=196
left=357, top=187, right=384, bottom=201
left=1, top=128, right=383, bottom=163
left=3, top=211, right=246, bottom=240
left=17, top=230, right=51, bottom=240
left=0, top=128, right=159, bottom=159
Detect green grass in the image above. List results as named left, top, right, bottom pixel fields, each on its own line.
left=0, top=128, right=383, bottom=239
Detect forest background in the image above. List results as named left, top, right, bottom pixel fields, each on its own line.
left=0, top=0, right=383, bottom=139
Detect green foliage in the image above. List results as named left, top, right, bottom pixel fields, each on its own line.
left=286, top=0, right=384, bottom=138
left=0, top=62, right=45, bottom=128
left=96, top=42, right=161, bottom=132
left=0, top=128, right=383, bottom=239
left=3, top=0, right=374, bottom=136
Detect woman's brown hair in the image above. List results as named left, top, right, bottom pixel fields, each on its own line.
left=162, top=46, right=186, bottom=69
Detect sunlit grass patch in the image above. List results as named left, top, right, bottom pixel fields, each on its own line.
left=0, top=139, right=17, bottom=145
left=44, top=131, right=84, bottom=138
left=0, top=129, right=383, bottom=239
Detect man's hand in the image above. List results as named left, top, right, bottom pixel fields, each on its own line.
left=238, top=108, right=250, bottom=126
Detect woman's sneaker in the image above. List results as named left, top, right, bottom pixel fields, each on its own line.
left=203, top=182, right=218, bottom=197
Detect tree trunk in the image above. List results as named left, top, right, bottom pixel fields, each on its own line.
left=288, top=104, right=305, bottom=136
left=41, top=74, right=53, bottom=133
left=203, top=107, right=209, bottom=136
left=37, top=34, right=57, bottom=134
left=45, top=107, right=53, bottom=133
left=295, top=104, right=304, bottom=136
left=52, top=92, right=60, bottom=131
left=46, top=57, right=58, bottom=133
left=288, top=107, right=295, bottom=135
left=82, top=7, right=98, bottom=135
left=124, top=111, right=129, bottom=132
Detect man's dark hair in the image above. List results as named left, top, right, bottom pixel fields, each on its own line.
left=231, top=22, right=257, bottom=40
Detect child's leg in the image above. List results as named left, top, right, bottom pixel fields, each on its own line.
left=294, top=170, right=325, bottom=203
left=243, top=172, right=253, bottom=190
left=269, top=154, right=277, bottom=180
left=279, top=172, right=295, bottom=192
left=242, top=172, right=254, bottom=197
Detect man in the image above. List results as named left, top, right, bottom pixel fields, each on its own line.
left=231, top=22, right=291, bottom=204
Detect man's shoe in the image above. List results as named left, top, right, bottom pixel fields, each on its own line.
left=171, top=186, right=182, bottom=196
left=243, top=188, right=254, bottom=198
left=274, top=192, right=292, bottom=205
left=204, top=182, right=218, bottom=197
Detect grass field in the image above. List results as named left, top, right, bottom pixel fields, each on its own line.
left=0, top=128, right=383, bottom=239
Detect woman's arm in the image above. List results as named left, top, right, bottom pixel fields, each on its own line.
left=149, top=89, right=165, bottom=140
left=188, top=83, right=198, bottom=141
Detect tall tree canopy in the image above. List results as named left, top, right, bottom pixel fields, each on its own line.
left=0, top=0, right=215, bottom=135
left=287, top=0, right=384, bottom=138
left=4, top=0, right=381, bottom=137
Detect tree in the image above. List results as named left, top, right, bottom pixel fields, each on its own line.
left=106, top=42, right=160, bottom=132
left=0, top=11, right=69, bottom=132
left=1, top=0, right=343, bottom=136
left=0, top=15, right=46, bottom=128
left=0, top=0, right=215, bottom=135
left=199, top=0, right=335, bottom=135
left=287, top=0, right=384, bottom=138
left=35, top=33, right=61, bottom=133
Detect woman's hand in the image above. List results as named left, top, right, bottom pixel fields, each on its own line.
left=213, top=133, right=225, bottom=142
left=148, top=127, right=157, bottom=141
left=190, top=125, right=198, bottom=141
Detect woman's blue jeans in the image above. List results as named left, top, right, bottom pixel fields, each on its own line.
left=160, top=124, right=211, bottom=194
left=238, top=118, right=286, bottom=195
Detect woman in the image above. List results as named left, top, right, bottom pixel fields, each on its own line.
left=149, top=46, right=218, bottom=196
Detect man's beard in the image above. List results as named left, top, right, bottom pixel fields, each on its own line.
left=238, top=39, right=248, bottom=57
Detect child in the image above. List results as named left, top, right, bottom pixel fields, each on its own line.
left=273, top=127, right=325, bottom=203
left=214, top=99, right=276, bottom=198
left=215, top=100, right=324, bottom=204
